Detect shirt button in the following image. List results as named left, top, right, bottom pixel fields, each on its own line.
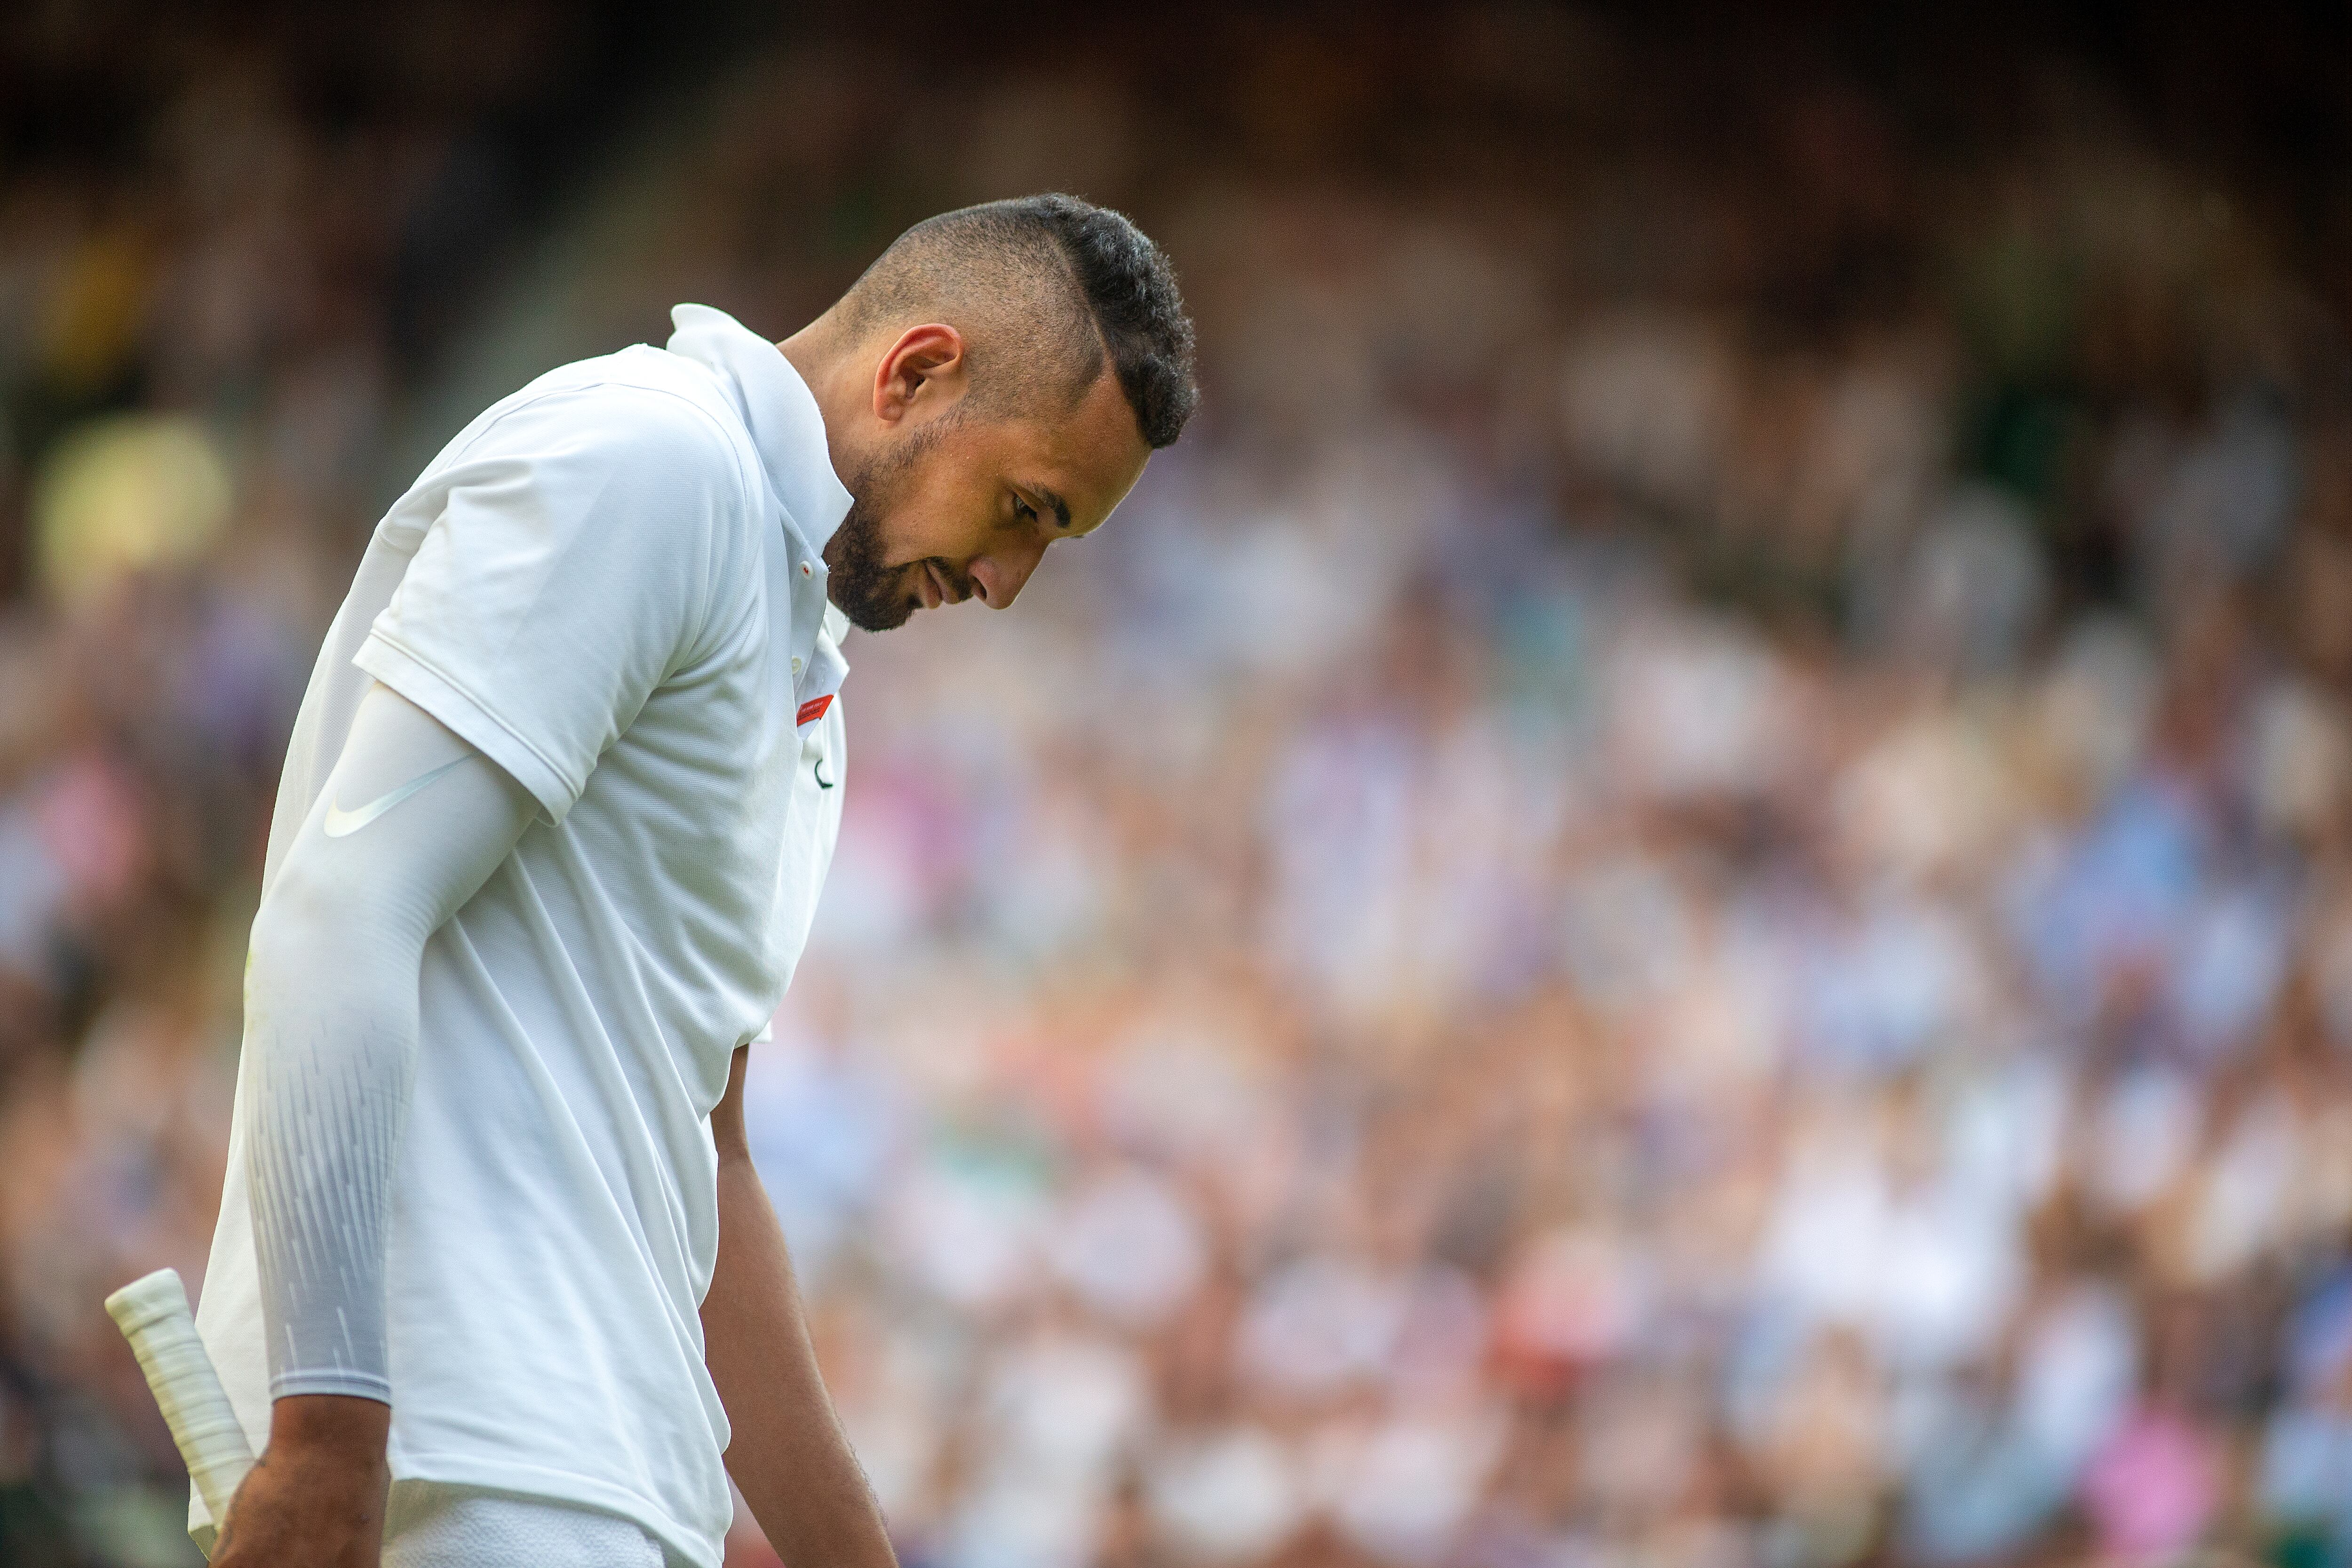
left=799, top=562, right=812, bottom=576
left=791, top=657, right=803, bottom=675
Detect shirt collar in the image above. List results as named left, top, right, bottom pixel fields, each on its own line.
left=664, top=303, right=853, bottom=554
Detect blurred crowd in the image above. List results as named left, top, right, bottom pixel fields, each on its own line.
left=3, top=8, right=2350, bottom=1568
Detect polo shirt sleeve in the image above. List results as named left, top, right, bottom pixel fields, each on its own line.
left=355, top=384, right=740, bottom=824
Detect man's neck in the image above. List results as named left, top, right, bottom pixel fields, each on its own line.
left=776, top=322, right=858, bottom=487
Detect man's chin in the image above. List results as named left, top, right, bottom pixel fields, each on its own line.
left=822, top=487, right=922, bottom=633
left=833, top=586, right=915, bottom=634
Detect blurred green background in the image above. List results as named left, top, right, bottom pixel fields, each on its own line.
left=0, top=4, right=2348, bottom=1565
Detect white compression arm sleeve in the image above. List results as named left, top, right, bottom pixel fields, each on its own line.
left=243, top=681, right=535, bottom=1403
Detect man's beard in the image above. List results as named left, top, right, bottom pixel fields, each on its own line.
left=823, top=492, right=911, bottom=632
left=823, top=425, right=942, bottom=634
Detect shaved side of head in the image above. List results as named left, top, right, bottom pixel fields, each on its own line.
left=838, top=194, right=1198, bottom=449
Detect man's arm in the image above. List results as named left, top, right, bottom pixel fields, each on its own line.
left=704, top=1046, right=898, bottom=1568
left=213, top=683, right=535, bottom=1568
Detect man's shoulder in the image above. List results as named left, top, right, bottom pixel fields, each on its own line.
left=417, top=345, right=759, bottom=517
left=505, top=346, right=755, bottom=468
left=384, top=344, right=773, bottom=585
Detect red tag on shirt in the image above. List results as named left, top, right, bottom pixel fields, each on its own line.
left=796, top=694, right=833, bottom=728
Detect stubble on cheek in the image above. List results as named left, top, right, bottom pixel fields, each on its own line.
left=828, top=422, right=954, bottom=633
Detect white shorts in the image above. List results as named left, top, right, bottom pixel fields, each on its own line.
left=381, top=1481, right=676, bottom=1568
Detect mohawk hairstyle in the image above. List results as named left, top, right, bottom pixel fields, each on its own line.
left=841, top=194, right=1198, bottom=449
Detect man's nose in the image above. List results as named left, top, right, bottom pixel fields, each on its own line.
left=967, top=540, right=1044, bottom=609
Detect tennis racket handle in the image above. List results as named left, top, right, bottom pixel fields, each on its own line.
left=105, top=1269, right=254, bottom=1534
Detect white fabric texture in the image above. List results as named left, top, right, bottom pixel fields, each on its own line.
left=246, top=684, right=534, bottom=1402
left=381, top=1481, right=673, bottom=1568
left=193, top=305, right=854, bottom=1568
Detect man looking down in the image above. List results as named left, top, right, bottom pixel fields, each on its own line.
left=192, top=193, right=1196, bottom=1568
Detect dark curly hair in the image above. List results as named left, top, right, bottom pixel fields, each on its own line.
left=842, top=194, right=1199, bottom=449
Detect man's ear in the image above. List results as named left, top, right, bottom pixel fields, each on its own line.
left=873, top=323, right=966, bottom=425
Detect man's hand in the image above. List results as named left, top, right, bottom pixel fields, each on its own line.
left=210, top=1395, right=391, bottom=1568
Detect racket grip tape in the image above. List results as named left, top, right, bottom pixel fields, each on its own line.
left=104, top=1268, right=254, bottom=1544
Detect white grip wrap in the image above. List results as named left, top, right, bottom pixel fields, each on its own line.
left=105, top=1269, right=253, bottom=1549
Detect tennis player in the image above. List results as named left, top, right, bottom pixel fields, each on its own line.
left=190, top=194, right=1195, bottom=1568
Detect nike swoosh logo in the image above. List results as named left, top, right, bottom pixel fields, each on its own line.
left=323, top=757, right=468, bottom=838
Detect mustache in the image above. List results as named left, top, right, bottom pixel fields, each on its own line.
left=922, top=558, right=975, bottom=603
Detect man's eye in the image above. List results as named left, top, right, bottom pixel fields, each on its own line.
left=1014, top=499, right=1037, bottom=524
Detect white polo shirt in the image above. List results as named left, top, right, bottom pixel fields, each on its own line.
left=192, top=305, right=852, bottom=1567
